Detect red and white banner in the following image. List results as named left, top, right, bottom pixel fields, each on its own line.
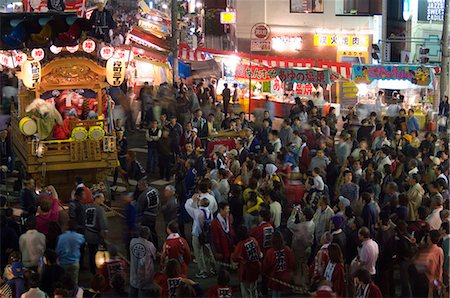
left=64, top=0, right=86, bottom=17
left=318, top=60, right=352, bottom=79
left=178, top=48, right=211, bottom=61
left=253, top=57, right=313, bottom=68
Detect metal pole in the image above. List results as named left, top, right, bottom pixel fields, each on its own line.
left=171, top=0, right=178, bottom=84
left=381, top=0, right=388, bottom=63
left=248, top=24, right=255, bottom=117
left=440, top=0, right=449, bottom=100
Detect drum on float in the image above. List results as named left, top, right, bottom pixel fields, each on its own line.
left=71, top=127, right=88, bottom=141
left=19, top=117, right=37, bottom=136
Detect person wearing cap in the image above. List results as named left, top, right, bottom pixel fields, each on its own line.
left=330, top=215, right=346, bottom=257
left=4, top=261, right=25, bottom=298
left=84, top=192, right=108, bottom=275
left=190, top=128, right=202, bottom=149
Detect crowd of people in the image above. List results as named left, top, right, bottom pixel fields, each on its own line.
left=1, top=76, right=450, bottom=298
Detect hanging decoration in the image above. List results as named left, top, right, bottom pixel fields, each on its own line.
left=50, top=45, right=63, bottom=54
left=66, top=45, right=79, bottom=53
left=20, top=59, right=41, bottom=89
left=106, top=57, right=126, bottom=86
left=14, top=52, right=28, bottom=66
left=100, top=46, right=114, bottom=60
left=82, top=39, right=96, bottom=53
left=31, top=48, right=45, bottom=61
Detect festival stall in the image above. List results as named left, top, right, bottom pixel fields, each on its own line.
left=351, top=64, right=437, bottom=127
left=196, top=47, right=348, bottom=117
left=3, top=38, right=126, bottom=199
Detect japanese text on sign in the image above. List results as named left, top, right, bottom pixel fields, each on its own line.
left=276, top=68, right=331, bottom=84
left=112, top=61, right=123, bottom=85
left=235, top=65, right=277, bottom=81
left=313, top=34, right=369, bottom=47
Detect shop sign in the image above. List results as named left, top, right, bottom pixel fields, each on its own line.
left=277, top=68, right=331, bottom=84
left=418, top=0, right=445, bottom=21
left=314, top=34, right=369, bottom=47
left=253, top=24, right=270, bottom=39
left=271, top=36, right=302, bottom=51
left=338, top=50, right=366, bottom=57
left=220, top=11, right=236, bottom=24
left=235, top=64, right=277, bottom=81
left=251, top=40, right=271, bottom=52
left=351, top=64, right=431, bottom=86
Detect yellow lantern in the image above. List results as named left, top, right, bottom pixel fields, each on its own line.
left=20, top=59, right=41, bottom=89
left=106, top=57, right=126, bottom=87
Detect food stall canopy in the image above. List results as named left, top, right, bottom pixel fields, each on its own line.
left=168, top=55, right=191, bottom=79
left=351, top=64, right=436, bottom=89
left=127, top=26, right=170, bottom=52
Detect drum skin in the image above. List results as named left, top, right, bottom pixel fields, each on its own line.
left=71, top=127, right=88, bottom=141
left=19, top=117, right=37, bottom=136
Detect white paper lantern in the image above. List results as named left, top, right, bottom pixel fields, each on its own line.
left=14, top=52, right=28, bottom=66
left=114, top=49, right=133, bottom=61
left=100, top=46, right=114, bottom=60
left=66, top=45, right=79, bottom=53
left=31, top=48, right=45, bottom=61
left=21, top=59, right=41, bottom=89
left=82, top=39, right=96, bottom=53
left=106, top=58, right=126, bottom=86
left=50, top=45, right=62, bottom=54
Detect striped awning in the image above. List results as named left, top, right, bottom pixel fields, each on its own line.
left=178, top=48, right=212, bottom=61
left=318, top=61, right=352, bottom=79
left=252, top=57, right=314, bottom=68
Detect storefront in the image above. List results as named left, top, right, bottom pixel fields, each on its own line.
left=351, top=64, right=437, bottom=127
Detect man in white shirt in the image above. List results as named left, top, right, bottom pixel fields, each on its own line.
left=197, top=179, right=217, bottom=214
left=216, top=169, right=230, bottom=204
left=19, top=219, right=46, bottom=269
left=185, top=194, right=215, bottom=278
left=426, top=196, right=444, bottom=230
left=357, top=227, right=379, bottom=275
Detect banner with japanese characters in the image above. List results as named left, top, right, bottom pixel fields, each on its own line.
left=276, top=68, right=331, bottom=84
left=235, top=64, right=277, bottom=81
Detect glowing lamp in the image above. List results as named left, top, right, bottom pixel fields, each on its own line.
left=106, top=58, right=126, bottom=86
left=82, top=39, right=96, bottom=53
left=95, top=246, right=110, bottom=268
left=100, top=46, right=114, bottom=60
left=20, top=59, right=41, bottom=89
left=66, top=45, right=79, bottom=53
left=50, top=45, right=62, bottom=54
left=31, top=48, right=45, bottom=61
left=14, top=52, right=27, bottom=66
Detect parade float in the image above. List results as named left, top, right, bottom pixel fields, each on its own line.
left=352, top=64, right=438, bottom=127
left=1, top=11, right=123, bottom=199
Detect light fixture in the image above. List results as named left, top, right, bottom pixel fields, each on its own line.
left=196, top=2, right=202, bottom=8
left=95, top=246, right=110, bottom=268
left=161, top=3, right=168, bottom=9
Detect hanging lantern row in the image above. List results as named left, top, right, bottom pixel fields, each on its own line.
left=0, top=39, right=135, bottom=68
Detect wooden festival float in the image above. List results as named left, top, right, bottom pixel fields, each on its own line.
left=7, top=40, right=128, bottom=199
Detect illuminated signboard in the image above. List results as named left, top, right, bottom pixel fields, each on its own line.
left=314, top=34, right=369, bottom=47
left=271, top=36, right=302, bottom=51
left=220, top=12, right=236, bottom=24
left=418, top=0, right=445, bottom=21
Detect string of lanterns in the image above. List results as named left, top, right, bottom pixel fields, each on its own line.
left=0, top=39, right=133, bottom=89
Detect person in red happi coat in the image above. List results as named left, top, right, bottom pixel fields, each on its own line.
left=232, top=225, right=262, bottom=298
left=155, top=259, right=197, bottom=298
left=206, top=269, right=234, bottom=298
left=263, top=231, right=295, bottom=297
left=160, top=220, right=191, bottom=276
left=211, top=202, right=235, bottom=263
left=322, top=244, right=345, bottom=297
left=250, top=209, right=274, bottom=255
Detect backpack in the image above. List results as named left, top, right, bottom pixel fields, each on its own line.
left=199, top=208, right=212, bottom=244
